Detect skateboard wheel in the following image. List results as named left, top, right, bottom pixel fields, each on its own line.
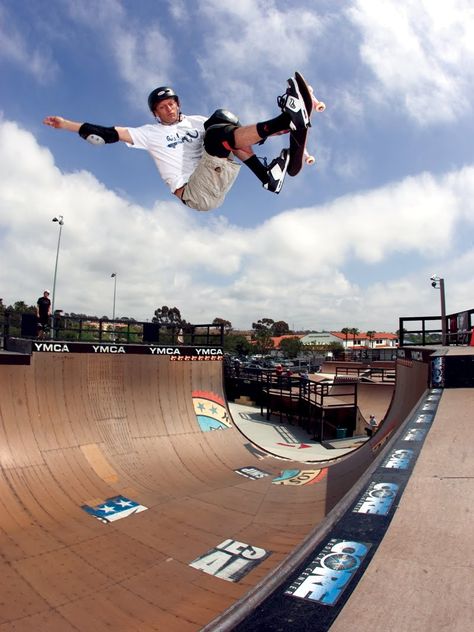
left=315, top=101, right=326, bottom=112
left=305, top=155, right=315, bottom=165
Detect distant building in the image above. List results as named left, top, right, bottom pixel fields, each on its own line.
left=331, top=331, right=398, bottom=349
left=300, top=332, right=341, bottom=346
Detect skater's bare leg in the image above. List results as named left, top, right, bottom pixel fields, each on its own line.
left=233, top=108, right=291, bottom=149
left=233, top=125, right=262, bottom=149
left=232, top=146, right=255, bottom=161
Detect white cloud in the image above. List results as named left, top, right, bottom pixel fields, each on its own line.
left=196, top=0, right=325, bottom=120
left=1, top=119, right=473, bottom=331
left=64, top=0, right=174, bottom=104
left=0, top=5, right=59, bottom=84
left=347, top=0, right=474, bottom=124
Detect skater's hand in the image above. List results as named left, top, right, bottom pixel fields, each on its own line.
left=42, top=116, right=82, bottom=133
left=43, top=115, right=67, bottom=129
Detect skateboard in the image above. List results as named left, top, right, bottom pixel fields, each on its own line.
left=287, top=71, right=326, bottom=177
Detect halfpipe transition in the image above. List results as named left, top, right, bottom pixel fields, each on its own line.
left=0, top=342, right=429, bottom=630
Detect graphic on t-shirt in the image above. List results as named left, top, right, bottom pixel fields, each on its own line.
left=167, top=130, right=199, bottom=149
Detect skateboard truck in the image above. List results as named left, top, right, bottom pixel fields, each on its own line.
left=303, top=86, right=325, bottom=166
left=304, top=149, right=315, bottom=165
left=309, top=85, right=326, bottom=113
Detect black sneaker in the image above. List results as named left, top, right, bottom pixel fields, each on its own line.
left=277, top=76, right=311, bottom=131
left=263, top=148, right=290, bottom=194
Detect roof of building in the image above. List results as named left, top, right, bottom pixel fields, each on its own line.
left=330, top=331, right=398, bottom=341
left=270, top=334, right=305, bottom=348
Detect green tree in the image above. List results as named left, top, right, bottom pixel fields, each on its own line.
left=341, top=327, right=351, bottom=348
left=13, top=300, right=36, bottom=314
left=252, top=328, right=274, bottom=355
left=279, top=337, right=302, bottom=358
left=223, top=334, right=251, bottom=356
left=252, top=317, right=274, bottom=333
left=212, top=317, right=232, bottom=334
left=272, top=320, right=290, bottom=336
left=251, top=318, right=276, bottom=354
left=153, top=305, right=185, bottom=325
left=350, top=327, right=360, bottom=346
left=366, top=330, right=376, bottom=348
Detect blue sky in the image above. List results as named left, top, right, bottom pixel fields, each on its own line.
left=1, top=0, right=473, bottom=331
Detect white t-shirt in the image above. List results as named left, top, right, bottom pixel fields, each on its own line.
left=126, top=115, right=208, bottom=192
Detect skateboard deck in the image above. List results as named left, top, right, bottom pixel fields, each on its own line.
left=288, top=72, right=325, bottom=177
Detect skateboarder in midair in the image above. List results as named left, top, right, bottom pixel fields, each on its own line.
left=43, top=77, right=311, bottom=212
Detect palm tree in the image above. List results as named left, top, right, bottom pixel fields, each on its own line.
left=350, top=327, right=359, bottom=347
left=366, top=330, right=376, bottom=348
left=341, top=327, right=351, bottom=349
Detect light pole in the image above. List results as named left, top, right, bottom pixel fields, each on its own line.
left=51, top=215, right=64, bottom=338
left=111, top=273, right=117, bottom=340
left=430, top=275, right=447, bottom=346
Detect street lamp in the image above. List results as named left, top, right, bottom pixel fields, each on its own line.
left=111, top=273, right=117, bottom=340
left=51, top=215, right=64, bottom=338
left=430, top=274, right=447, bottom=346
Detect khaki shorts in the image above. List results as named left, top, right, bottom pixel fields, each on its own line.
left=181, top=151, right=241, bottom=211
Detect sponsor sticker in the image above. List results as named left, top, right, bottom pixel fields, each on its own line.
left=81, top=495, right=147, bottom=523
left=285, top=539, right=370, bottom=605
left=382, top=448, right=414, bottom=470
left=272, top=469, right=327, bottom=486
left=235, top=467, right=270, bottom=480
left=352, top=481, right=399, bottom=516
left=192, top=391, right=232, bottom=431
left=414, top=413, right=433, bottom=424
left=189, top=539, right=271, bottom=582
left=403, top=428, right=427, bottom=442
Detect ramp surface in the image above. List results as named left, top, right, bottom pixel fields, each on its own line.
left=0, top=350, right=428, bottom=630
left=329, top=387, right=474, bottom=632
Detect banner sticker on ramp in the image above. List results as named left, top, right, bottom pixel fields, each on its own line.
left=382, top=448, right=414, bottom=470
left=414, top=413, right=433, bottom=424
left=285, top=539, right=371, bottom=606
left=272, top=469, right=327, bottom=486
left=352, top=482, right=399, bottom=515
left=189, top=538, right=271, bottom=582
left=192, top=391, right=232, bottom=431
left=431, top=356, right=445, bottom=387
left=81, top=495, right=147, bottom=523
left=403, top=428, right=427, bottom=442
left=235, top=467, right=270, bottom=480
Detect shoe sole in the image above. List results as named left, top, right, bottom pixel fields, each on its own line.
left=285, top=77, right=311, bottom=130
left=264, top=150, right=290, bottom=194
left=273, top=150, right=290, bottom=193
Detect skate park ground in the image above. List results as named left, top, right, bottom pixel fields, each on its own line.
left=0, top=344, right=472, bottom=631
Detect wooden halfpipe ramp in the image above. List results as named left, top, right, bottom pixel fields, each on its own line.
left=0, top=346, right=429, bottom=630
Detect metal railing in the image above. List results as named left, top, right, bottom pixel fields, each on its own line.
left=399, top=308, right=474, bottom=347
left=335, top=366, right=395, bottom=382
left=1, top=311, right=224, bottom=348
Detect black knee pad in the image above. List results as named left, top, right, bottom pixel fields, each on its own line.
left=204, top=123, right=238, bottom=158
left=204, top=109, right=240, bottom=130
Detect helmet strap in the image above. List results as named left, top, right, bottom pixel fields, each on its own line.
left=154, top=111, right=182, bottom=125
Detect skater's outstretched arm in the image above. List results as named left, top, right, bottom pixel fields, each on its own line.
left=43, top=116, right=133, bottom=144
